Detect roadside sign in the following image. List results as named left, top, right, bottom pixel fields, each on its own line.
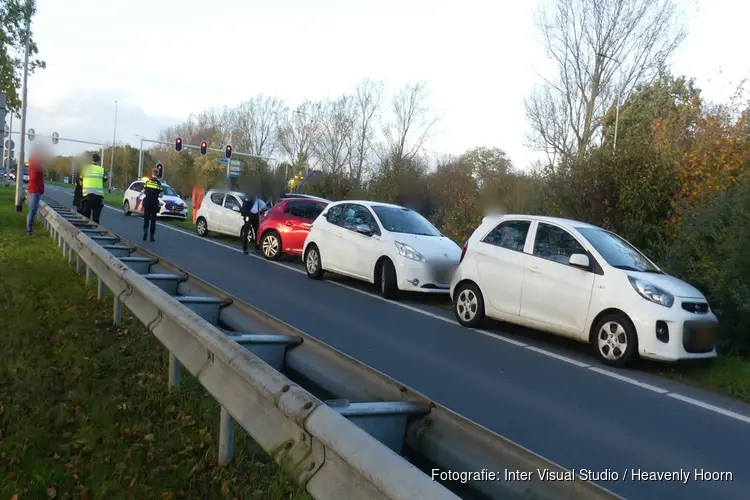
left=216, top=158, right=228, bottom=165
left=52, top=132, right=59, bottom=145
left=4, top=139, right=14, bottom=150
left=216, top=158, right=242, bottom=167
left=27, top=128, right=35, bottom=141
left=228, top=167, right=241, bottom=178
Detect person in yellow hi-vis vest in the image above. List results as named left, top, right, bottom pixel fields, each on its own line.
left=80, top=153, right=108, bottom=223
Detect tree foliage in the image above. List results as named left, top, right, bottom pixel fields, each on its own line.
left=0, top=0, right=45, bottom=113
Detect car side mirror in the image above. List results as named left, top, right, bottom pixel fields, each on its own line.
left=569, top=253, right=590, bottom=269
left=231, top=206, right=240, bottom=212
left=355, top=224, right=373, bottom=236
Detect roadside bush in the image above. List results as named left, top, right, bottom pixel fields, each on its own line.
left=662, top=176, right=750, bottom=356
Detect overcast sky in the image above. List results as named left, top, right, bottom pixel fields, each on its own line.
left=4, top=0, right=749, bottom=169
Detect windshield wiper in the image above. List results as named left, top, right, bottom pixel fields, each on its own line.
left=612, top=265, right=641, bottom=271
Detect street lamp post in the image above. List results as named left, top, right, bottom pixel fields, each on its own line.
left=13, top=14, right=31, bottom=212
left=135, top=133, right=144, bottom=177
left=109, top=100, right=118, bottom=191
left=596, top=52, right=623, bottom=153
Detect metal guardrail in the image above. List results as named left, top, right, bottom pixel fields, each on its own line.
left=35, top=194, right=625, bottom=500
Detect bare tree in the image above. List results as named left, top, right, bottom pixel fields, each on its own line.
left=349, top=79, right=384, bottom=186
left=277, top=100, right=323, bottom=172
left=382, top=82, right=437, bottom=165
left=314, top=96, right=356, bottom=176
left=525, top=0, right=687, bottom=163
left=232, top=95, right=285, bottom=157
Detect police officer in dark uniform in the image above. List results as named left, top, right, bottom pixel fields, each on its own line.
left=240, top=194, right=258, bottom=255
left=142, top=169, right=163, bottom=242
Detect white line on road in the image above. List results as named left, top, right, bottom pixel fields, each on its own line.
left=47, top=187, right=750, bottom=426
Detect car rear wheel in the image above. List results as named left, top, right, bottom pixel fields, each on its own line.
left=196, top=217, right=208, bottom=237
left=261, top=232, right=281, bottom=260
left=304, top=244, right=324, bottom=279
left=593, top=313, right=638, bottom=368
left=453, top=281, right=485, bottom=328
left=123, top=200, right=131, bottom=216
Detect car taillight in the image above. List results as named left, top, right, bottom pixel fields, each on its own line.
left=459, top=241, right=468, bottom=263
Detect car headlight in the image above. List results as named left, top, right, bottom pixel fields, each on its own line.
left=394, top=241, right=425, bottom=262
left=628, top=276, right=674, bottom=308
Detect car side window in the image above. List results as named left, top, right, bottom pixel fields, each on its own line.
left=224, top=195, right=242, bottom=211
left=482, top=221, right=531, bottom=252
left=210, top=192, right=225, bottom=205
left=287, top=201, right=326, bottom=221
left=533, top=223, right=588, bottom=265
left=342, top=204, right=380, bottom=234
left=325, top=204, right=344, bottom=225
left=130, top=182, right=144, bottom=192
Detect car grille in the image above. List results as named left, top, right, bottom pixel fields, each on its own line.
left=682, top=302, right=709, bottom=314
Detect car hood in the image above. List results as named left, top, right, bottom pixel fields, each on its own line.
left=392, top=234, right=462, bottom=261
left=161, top=196, right=185, bottom=204
left=627, top=271, right=705, bottom=299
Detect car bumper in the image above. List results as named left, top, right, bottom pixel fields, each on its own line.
left=630, top=300, right=719, bottom=361
left=394, top=257, right=456, bottom=294
left=158, top=208, right=188, bottom=219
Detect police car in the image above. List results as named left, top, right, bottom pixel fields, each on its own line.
left=122, top=178, right=188, bottom=220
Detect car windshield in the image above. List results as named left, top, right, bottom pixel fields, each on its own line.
left=371, top=205, right=442, bottom=236
left=162, top=184, right=177, bottom=197
left=577, top=227, right=661, bottom=273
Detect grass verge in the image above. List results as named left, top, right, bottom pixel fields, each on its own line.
left=0, top=189, right=309, bottom=499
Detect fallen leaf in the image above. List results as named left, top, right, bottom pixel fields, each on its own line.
left=47, top=486, right=57, bottom=498
left=144, top=433, right=155, bottom=442
left=64, top=463, right=73, bottom=469
left=220, top=481, right=230, bottom=496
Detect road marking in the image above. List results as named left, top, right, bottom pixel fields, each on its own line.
left=526, top=345, right=590, bottom=367
left=588, top=367, right=670, bottom=394
left=45, top=187, right=750, bottom=425
left=667, top=393, right=750, bottom=424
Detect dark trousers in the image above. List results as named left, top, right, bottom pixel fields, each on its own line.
left=80, top=194, right=104, bottom=223
left=241, top=214, right=259, bottom=252
left=143, top=205, right=158, bottom=238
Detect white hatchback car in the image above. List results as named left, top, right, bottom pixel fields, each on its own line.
left=303, top=201, right=462, bottom=299
left=123, top=179, right=188, bottom=220
left=194, top=189, right=268, bottom=243
left=450, top=215, right=718, bottom=367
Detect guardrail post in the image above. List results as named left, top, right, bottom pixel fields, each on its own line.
left=85, top=265, right=93, bottom=285
left=68, top=245, right=74, bottom=265
left=75, top=255, right=82, bottom=274
left=168, top=352, right=180, bottom=388
left=218, top=406, right=234, bottom=464
left=113, top=294, right=122, bottom=326
left=97, top=276, right=105, bottom=300
left=63, top=241, right=68, bottom=258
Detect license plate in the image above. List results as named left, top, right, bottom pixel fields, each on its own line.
left=694, top=326, right=714, bottom=345
left=171, top=208, right=180, bottom=213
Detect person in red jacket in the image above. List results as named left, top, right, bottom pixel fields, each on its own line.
left=26, top=152, right=46, bottom=235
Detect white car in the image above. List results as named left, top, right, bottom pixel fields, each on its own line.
left=194, top=189, right=268, bottom=244
left=450, top=214, right=718, bottom=367
left=122, top=179, right=188, bottom=220
left=302, top=200, right=462, bottom=299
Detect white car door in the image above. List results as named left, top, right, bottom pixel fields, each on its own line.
left=337, top=203, right=382, bottom=280
left=314, top=204, right=346, bottom=273
left=222, top=194, right=245, bottom=236
left=129, top=181, right=145, bottom=213
left=474, top=219, right=532, bottom=317
left=520, top=222, right=596, bottom=338
left=204, top=192, right=226, bottom=232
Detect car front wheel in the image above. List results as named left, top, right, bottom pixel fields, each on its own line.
left=593, top=313, right=638, bottom=367
left=123, top=200, right=131, bottom=216
left=261, top=232, right=281, bottom=260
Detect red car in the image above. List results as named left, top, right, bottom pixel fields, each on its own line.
left=256, top=194, right=329, bottom=260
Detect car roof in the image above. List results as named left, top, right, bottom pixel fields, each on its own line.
left=482, top=213, right=600, bottom=231
left=279, top=193, right=330, bottom=203
left=328, top=200, right=410, bottom=210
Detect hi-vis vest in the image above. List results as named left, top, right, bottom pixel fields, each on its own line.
left=81, top=164, right=105, bottom=197
left=144, top=179, right=162, bottom=191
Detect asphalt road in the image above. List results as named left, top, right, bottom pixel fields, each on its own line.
left=43, top=186, right=750, bottom=500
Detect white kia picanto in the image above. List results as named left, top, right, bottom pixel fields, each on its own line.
left=450, top=214, right=718, bottom=367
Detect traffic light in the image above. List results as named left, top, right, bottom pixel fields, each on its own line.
left=156, top=163, right=163, bottom=179
left=200, top=140, right=207, bottom=155
left=225, top=144, right=232, bottom=159
left=175, top=137, right=182, bottom=152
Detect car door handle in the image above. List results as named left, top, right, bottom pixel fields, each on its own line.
left=528, top=266, right=541, bottom=274
left=284, top=221, right=293, bottom=226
